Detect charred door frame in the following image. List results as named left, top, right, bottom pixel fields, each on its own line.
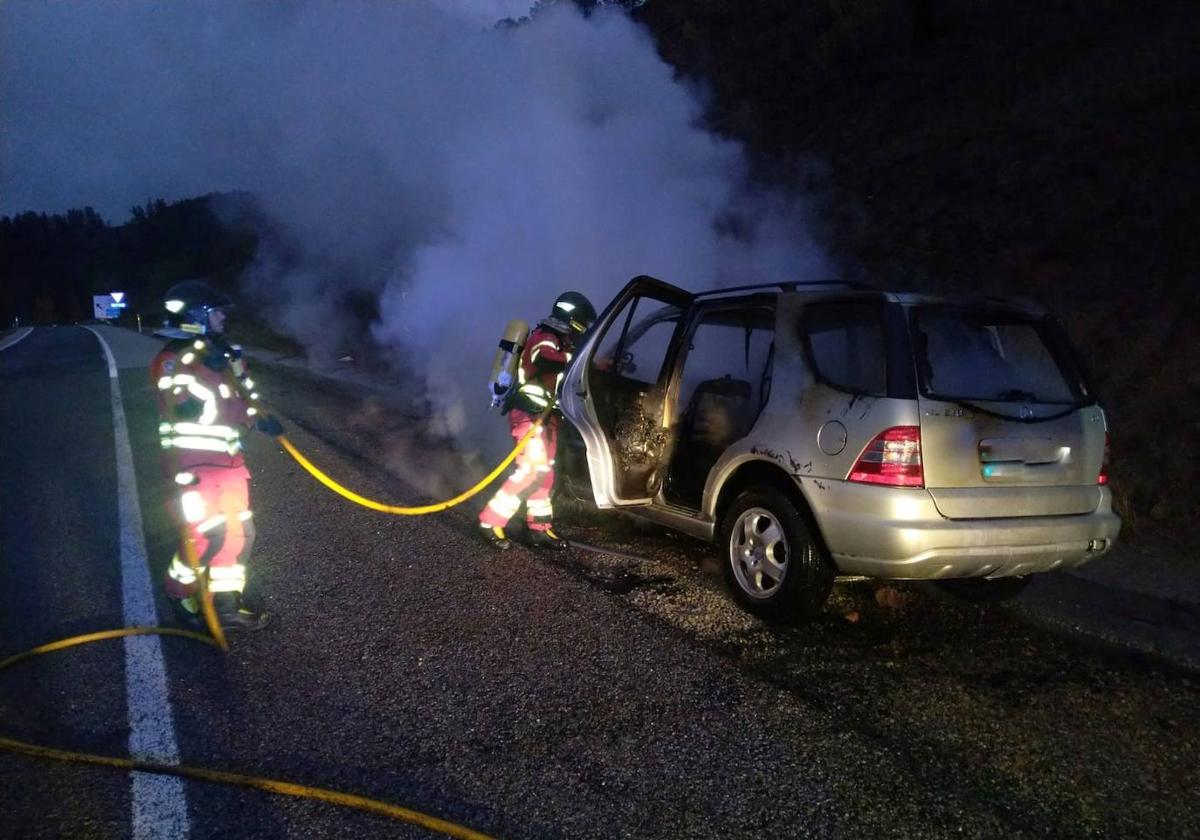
left=560, top=275, right=694, bottom=508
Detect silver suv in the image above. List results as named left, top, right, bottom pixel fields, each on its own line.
left=559, top=276, right=1121, bottom=620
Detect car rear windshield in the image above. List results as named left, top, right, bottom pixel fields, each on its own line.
left=911, top=306, right=1088, bottom=406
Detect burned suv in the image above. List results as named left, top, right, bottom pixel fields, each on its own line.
left=559, top=276, right=1120, bottom=621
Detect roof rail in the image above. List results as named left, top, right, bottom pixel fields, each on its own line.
left=693, top=279, right=870, bottom=299
left=949, top=293, right=1045, bottom=314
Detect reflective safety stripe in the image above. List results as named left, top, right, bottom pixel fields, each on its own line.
left=487, top=499, right=521, bottom=519
left=527, top=499, right=553, bottom=515
left=185, top=381, right=217, bottom=424
left=193, top=340, right=206, bottom=350
left=238, top=511, right=253, bottom=521
left=518, top=384, right=550, bottom=407
left=174, top=472, right=195, bottom=485
left=180, top=490, right=206, bottom=524
left=168, top=555, right=198, bottom=585
left=171, top=422, right=240, bottom=440
left=535, top=465, right=553, bottom=473
left=247, top=407, right=258, bottom=416
left=159, top=422, right=172, bottom=435
left=487, top=491, right=522, bottom=518
left=243, top=378, right=254, bottom=389
left=208, top=564, right=246, bottom=593
left=157, top=376, right=173, bottom=390
left=163, top=436, right=242, bottom=455
left=196, top=515, right=226, bottom=534
left=529, top=339, right=559, bottom=363
left=250, top=392, right=260, bottom=400
left=165, top=373, right=219, bottom=425
left=219, top=384, right=231, bottom=399
left=181, top=352, right=195, bottom=365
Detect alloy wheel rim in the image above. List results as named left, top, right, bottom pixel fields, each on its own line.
left=729, top=507, right=789, bottom=600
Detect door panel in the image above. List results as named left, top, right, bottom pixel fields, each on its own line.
left=560, top=276, right=692, bottom=507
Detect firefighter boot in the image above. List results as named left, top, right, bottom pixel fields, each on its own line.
left=528, top=528, right=569, bottom=550
left=170, top=595, right=204, bottom=630
left=213, top=593, right=273, bottom=631
left=482, top=526, right=513, bottom=551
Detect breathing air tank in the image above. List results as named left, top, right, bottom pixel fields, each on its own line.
left=488, top=319, right=529, bottom=408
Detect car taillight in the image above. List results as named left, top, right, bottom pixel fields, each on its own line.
left=847, top=426, right=924, bottom=488
left=1098, top=433, right=1110, bottom=485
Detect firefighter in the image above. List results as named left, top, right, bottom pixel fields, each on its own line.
left=479, top=291, right=597, bottom=550
left=152, top=281, right=282, bottom=630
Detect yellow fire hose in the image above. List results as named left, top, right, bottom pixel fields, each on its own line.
left=0, top=407, right=551, bottom=838
left=276, top=408, right=549, bottom=515
left=0, top=730, right=495, bottom=839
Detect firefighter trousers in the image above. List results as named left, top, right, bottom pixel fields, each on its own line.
left=164, top=462, right=255, bottom=599
left=479, top=415, right=558, bottom=532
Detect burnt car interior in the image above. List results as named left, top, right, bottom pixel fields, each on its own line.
left=663, top=304, right=776, bottom=509
left=588, top=295, right=685, bottom=499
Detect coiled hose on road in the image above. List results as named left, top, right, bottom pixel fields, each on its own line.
left=0, top=409, right=553, bottom=838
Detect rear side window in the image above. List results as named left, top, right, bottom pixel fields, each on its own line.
left=912, top=307, right=1085, bottom=405
left=673, top=306, right=775, bottom=431
left=799, top=303, right=887, bottom=396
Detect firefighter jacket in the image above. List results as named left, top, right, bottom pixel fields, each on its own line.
left=510, top=323, right=573, bottom=416
left=151, top=337, right=261, bottom=468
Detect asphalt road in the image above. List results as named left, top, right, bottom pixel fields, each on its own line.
left=2, top=326, right=1198, bottom=839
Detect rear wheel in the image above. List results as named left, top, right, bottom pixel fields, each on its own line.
left=720, top=486, right=834, bottom=623
left=934, top=576, right=1031, bottom=603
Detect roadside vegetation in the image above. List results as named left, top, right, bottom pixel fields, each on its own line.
left=2, top=0, right=1195, bottom=551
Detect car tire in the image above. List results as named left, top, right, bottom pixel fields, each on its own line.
left=719, top=486, right=834, bottom=623
left=934, top=576, right=1031, bottom=603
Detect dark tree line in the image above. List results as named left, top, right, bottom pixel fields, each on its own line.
left=0, top=195, right=256, bottom=327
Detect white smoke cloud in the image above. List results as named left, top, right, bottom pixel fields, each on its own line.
left=2, top=0, right=827, bottom=463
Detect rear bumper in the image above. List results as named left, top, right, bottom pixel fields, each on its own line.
left=808, top=480, right=1122, bottom=580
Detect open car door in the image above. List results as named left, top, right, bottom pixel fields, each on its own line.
left=560, top=275, right=694, bottom=507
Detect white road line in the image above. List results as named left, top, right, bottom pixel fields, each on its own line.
left=0, top=326, right=34, bottom=351
left=85, top=327, right=191, bottom=839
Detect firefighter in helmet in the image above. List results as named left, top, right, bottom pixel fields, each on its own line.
left=479, top=291, right=597, bottom=549
left=151, top=281, right=282, bottom=630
